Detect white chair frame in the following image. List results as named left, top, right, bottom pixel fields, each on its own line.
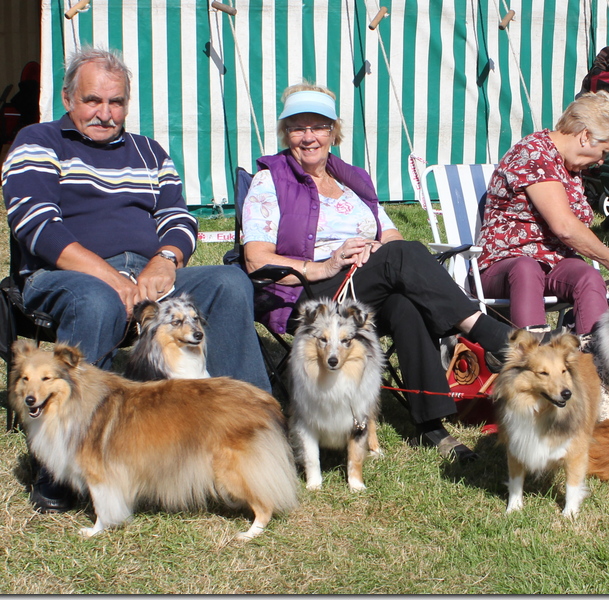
left=420, top=163, right=573, bottom=323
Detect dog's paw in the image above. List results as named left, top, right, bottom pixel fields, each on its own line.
left=234, top=522, right=265, bottom=542
left=368, top=447, right=384, bottom=459
left=305, top=481, right=322, bottom=491
left=562, top=506, right=579, bottom=519
left=506, top=497, right=523, bottom=514
left=348, top=480, right=366, bottom=492
left=79, top=526, right=100, bottom=538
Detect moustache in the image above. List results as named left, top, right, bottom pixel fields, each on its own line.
left=85, top=117, right=118, bottom=128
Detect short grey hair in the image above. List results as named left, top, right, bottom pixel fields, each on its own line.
left=555, top=90, right=609, bottom=143
left=63, top=47, right=131, bottom=107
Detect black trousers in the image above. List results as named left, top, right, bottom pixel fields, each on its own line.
left=293, top=240, right=479, bottom=424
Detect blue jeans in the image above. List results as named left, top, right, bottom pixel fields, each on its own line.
left=23, top=253, right=271, bottom=392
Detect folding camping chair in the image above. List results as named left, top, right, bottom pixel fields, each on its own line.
left=420, top=163, right=572, bottom=325
left=0, top=235, right=137, bottom=431
left=224, top=166, right=411, bottom=411
left=224, top=167, right=313, bottom=399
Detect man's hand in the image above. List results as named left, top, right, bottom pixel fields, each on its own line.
left=136, top=255, right=178, bottom=302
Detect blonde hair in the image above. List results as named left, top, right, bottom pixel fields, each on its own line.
left=555, top=90, right=609, bottom=143
left=277, top=81, right=344, bottom=147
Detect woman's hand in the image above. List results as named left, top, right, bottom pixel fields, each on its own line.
left=326, top=238, right=383, bottom=276
left=528, top=181, right=609, bottom=270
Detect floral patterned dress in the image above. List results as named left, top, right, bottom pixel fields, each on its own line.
left=242, top=168, right=397, bottom=261
left=477, top=129, right=594, bottom=272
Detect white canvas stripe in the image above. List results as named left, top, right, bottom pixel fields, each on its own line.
left=180, top=0, right=201, bottom=204
left=261, top=0, right=278, bottom=157
left=122, top=0, right=141, bottom=133
left=92, top=0, right=109, bottom=47
left=151, top=0, right=169, bottom=148
left=338, top=3, right=355, bottom=166
left=314, top=2, right=328, bottom=86
left=412, top=3, right=429, bottom=160
left=386, top=3, right=405, bottom=201
left=234, top=0, right=253, bottom=169
left=208, top=7, right=229, bottom=205
left=286, top=2, right=303, bottom=87
left=437, top=1, right=456, bottom=164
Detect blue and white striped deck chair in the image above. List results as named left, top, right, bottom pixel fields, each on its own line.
left=421, top=163, right=571, bottom=322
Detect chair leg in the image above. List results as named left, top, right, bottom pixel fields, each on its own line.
left=383, top=343, right=411, bottom=412
left=256, top=334, right=290, bottom=400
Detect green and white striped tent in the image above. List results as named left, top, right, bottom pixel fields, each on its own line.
left=43, top=0, right=609, bottom=206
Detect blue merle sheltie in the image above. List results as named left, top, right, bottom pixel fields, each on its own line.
left=288, top=297, right=385, bottom=491
left=124, top=293, right=210, bottom=381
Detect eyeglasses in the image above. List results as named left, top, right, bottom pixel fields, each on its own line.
left=286, top=124, right=334, bottom=138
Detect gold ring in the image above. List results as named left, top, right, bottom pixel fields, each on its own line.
left=340, top=252, right=346, bottom=259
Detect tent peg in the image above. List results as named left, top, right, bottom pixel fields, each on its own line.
left=499, top=9, right=516, bottom=30
left=65, top=0, right=91, bottom=19
left=211, top=1, right=237, bottom=16
left=368, top=7, right=388, bottom=30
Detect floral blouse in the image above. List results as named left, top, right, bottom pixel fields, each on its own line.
left=242, top=168, right=397, bottom=261
left=477, top=129, right=593, bottom=272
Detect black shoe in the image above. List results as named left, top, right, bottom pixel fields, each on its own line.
left=484, top=350, right=504, bottom=374
left=30, top=466, right=76, bottom=513
left=413, top=426, right=479, bottom=463
left=484, top=327, right=564, bottom=374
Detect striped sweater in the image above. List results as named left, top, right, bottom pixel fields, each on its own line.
left=1, top=114, right=198, bottom=279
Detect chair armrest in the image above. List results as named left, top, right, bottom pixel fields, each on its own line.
left=430, top=243, right=483, bottom=266
left=249, top=264, right=313, bottom=298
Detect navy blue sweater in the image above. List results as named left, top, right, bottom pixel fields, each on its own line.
left=2, top=114, right=198, bottom=278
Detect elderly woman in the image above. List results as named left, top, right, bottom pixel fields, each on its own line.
left=477, top=91, right=609, bottom=336
left=242, top=82, right=513, bottom=462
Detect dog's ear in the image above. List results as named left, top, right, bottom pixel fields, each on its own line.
left=300, top=299, right=330, bottom=325
left=54, top=343, right=84, bottom=368
left=505, top=329, right=540, bottom=363
left=11, top=339, right=37, bottom=359
left=134, top=300, right=159, bottom=327
left=550, top=332, right=581, bottom=353
left=341, top=301, right=374, bottom=329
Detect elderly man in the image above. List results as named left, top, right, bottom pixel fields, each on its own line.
left=2, top=47, right=271, bottom=512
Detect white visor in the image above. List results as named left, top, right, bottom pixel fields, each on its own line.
left=278, top=90, right=337, bottom=120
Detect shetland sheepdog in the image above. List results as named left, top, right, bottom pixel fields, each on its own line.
left=585, top=311, right=609, bottom=479
left=288, top=298, right=385, bottom=491
left=494, top=329, right=601, bottom=517
left=9, top=340, right=298, bottom=540
left=124, top=294, right=210, bottom=381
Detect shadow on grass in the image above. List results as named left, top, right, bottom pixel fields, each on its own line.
left=440, top=431, right=563, bottom=506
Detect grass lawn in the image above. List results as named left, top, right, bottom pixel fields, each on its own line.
left=2, top=198, right=609, bottom=594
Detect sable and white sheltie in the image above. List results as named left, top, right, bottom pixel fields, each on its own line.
left=585, top=311, right=609, bottom=480
left=9, top=340, right=299, bottom=540
left=288, top=298, right=385, bottom=491
left=124, top=294, right=210, bottom=381
left=494, top=329, right=601, bottom=517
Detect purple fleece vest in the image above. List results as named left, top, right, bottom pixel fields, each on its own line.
left=254, top=150, right=382, bottom=334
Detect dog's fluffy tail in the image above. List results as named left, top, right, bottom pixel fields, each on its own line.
left=241, top=425, right=299, bottom=513
left=588, top=419, right=609, bottom=480
left=214, top=418, right=300, bottom=515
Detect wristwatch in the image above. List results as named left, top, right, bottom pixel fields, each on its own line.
left=154, top=249, right=178, bottom=267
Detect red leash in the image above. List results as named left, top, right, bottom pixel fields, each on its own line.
left=332, top=264, right=358, bottom=301
left=381, top=384, right=492, bottom=401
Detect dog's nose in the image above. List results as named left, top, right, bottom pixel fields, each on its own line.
left=561, top=389, right=572, bottom=401
left=194, top=331, right=203, bottom=341
left=25, top=395, right=36, bottom=407
left=327, top=356, right=339, bottom=368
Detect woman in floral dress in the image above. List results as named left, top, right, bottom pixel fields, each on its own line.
left=477, top=91, right=609, bottom=335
